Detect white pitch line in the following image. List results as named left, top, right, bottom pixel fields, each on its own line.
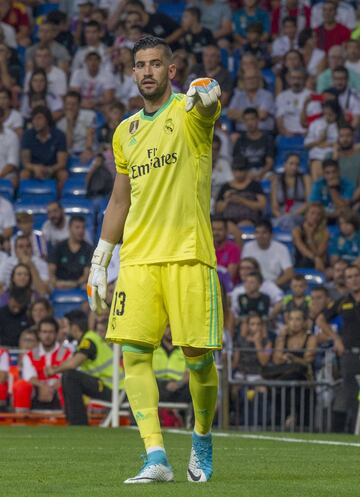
left=165, top=428, right=360, bottom=448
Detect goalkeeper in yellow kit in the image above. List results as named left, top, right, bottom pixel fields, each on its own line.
left=87, top=35, right=223, bottom=484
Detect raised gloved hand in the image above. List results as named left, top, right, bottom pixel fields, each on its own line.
left=87, top=239, right=115, bottom=313
left=185, top=78, right=221, bottom=112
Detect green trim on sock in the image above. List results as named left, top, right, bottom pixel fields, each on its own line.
left=122, top=343, right=154, bottom=354
left=185, top=351, right=214, bottom=371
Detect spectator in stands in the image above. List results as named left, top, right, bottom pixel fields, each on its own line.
left=317, top=264, right=360, bottom=432
left=25, top=21, right=71, bottom=73
left=71, top=0, right=95, bottom=45
left=180, top=7, right=214, bottom=63
left=239, top=23, right=271, bottom=70
left=13, top=317, right=72, bottom=412
left=271, top=0, right=311, bottom=36
left=311, top=0, right=356, bottom=31
left=72, top=20, right=110, bottom=72
left=329, top=209, right=360, bottom=264
left=211, top=134, right=233, bottom=204
left=328, top=66, right=360, bottom=128
left=42, top=201, right=70, bottom=251
left=0, top=106, right=19, bottom=187
left=45, top=309, right=123, bottom=425
left=0, top=88, right=22, bottom=137
left=90, top=8, right=114, bottom=47
left=242, top=219, right=294, bottom=287
left=0, top=193, right=15, bottom=238
left=20, top=106, right=68, bottom=195
left=275, top=68, right=310, bottom=137
left=25, top=46, right=67, bottom=99
left=325, top=258, right=348, bottom=300
left=212, top=216, right=241, bottom=284
left=232, top=256, right=284, bottom=307
left=12, top=211, right=47, bottom=259
left=0, top=346, right=9, bottom=409
left=309, top=158, right=355, bottom=223
left=111, top=46, right=140, bottom=106
left=317, top=45, right=360, bottom=93
left=271, top=274, right=311, bottom=323
left=216, top=157, right=266, bottom=226
left=47, top=10, right=75, bottom=57
left=232, top=107, right=274, bottom=180
left=0, top=288, right=30, bottom=346
left=170, top=49, right=190, bottom=93
left=272, top=17, right=299, bottom=63
left=275, top=49, right=305, bottom=95
left=308, top=286, right=332, bottom=333
left=0, top=41, right=20, bottom=98
left=188, top=44, right=233, bottom=107
left=298, top=29, right=326, bottom=78
left=48, top=215, right=92, bottom=290
left=0, top=16, right=16, bottom=49
left=304, top=100, right=342, bottom=179
left=153, top=327, right=190, bottom=403
left=293, top=203, right=329, bottom=271
left=70, top=50, right=115, bottom=110
left=113, top=10, right=144, bottom=49
left=232, top=0, right=270, bottom=45
left=271, top=153, right=311, bottom=231
left=20, top=68, right=64, bottom=122
left=316, top=1, right=351, bottom=53
left=28, top=298, right=53, bottom=327
left=57, top=91, right=96, bottom=162
left=332, top=125, right=360, bottom=187
left=0, top=0, right=31, bottom=47
left=189, top=0, right=232, bottom=41
left=0, top=234, right=49, bottom=293
left=345, top=39, right=360, bottom=75
left=0, top=263, right=41, bottom=306
left=228, top=67, right=274, bottom=132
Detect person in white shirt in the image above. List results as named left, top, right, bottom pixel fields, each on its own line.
left=71, top=20, right=111, bottom=72
left=0, top=22, right=16, bottom=49
left=24, top=47, right=67, bottom=99
left=0, top=88, right=23, bottom=137
left=276, top=68, right=310, bottom=136
left=0, top=194, right=15, bottom=238
left=41, top=201, right=70, bottom=249
left=272, top=16, right=299, bottom=60
left=331, top=65, right=360, bottom=128
left=70, top=49, right=115, bottom=110
left=0, top=107, right=19, bottom=187
left=311, top=0, right=356, bottom=30
left=241, top=219, right=294, bottom=288
left=211, top=134, right=233, bottom=207
left=345, top=39, right=360, bottom=76
left=298, top=28, right=326, bottom=77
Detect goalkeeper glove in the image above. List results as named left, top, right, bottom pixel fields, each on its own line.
left=185, top=78, right=221, bottom=112
left=87, top=239, right=115, bottom=314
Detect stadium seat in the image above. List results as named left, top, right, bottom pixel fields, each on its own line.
left=157, top=1, right=185, bottom=23
left=274, top=149, right=309, bottom=174
left=14, top=199, right=49, bottom=230
left=240, top=225, right=255, bottom=242
left=0, top=179, right=14, bottom=201
left=294, top=268, right=326, bottom=289
left=276, top=135, right=305, bottom=151
left=95, top=197, right=110, bottom=241
left=18, top=179, right=57, bottom=203
left=67, top=156, right=92, bottom=175
left=61, top=198, right=95, bottom=242
left=50, top=289, right=87, bottom=318
left=62, top=177, right=87, bottom=200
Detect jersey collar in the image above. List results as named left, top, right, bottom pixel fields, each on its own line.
left=140, top=93, right=175, bottom=121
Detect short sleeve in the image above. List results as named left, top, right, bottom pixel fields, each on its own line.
left=112, top=124, right=128, bottom=175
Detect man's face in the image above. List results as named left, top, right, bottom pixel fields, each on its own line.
left=333, top=261, right=347, bottom=284
left=243, top=71, right=260, bottom=92
left=0, top=91, right=10, bottom=109
left=15, top=238, right=32, bottom=258
left=8, top=297, right=24, bottom=315
left=323, top=2, right=336, bottom=23
left=133, top=47, right=175, bottom=101
left=255, top=226, right=272, bottom=249
left=244, top=112, right=259, bottom=133
left=65, top=96, right=80, bottom=115
left=124, top=12, right=142, bottom=29
left=323, top=165, right=340, bottom=186
left=289, top=72, right=304, bottom=93
left=17, top=219, right=32, bottom=236
left=345, top=267, right=360, bottom=292
left=86, top=54, right=101, bottom=73
left=244, top=275, right=260, bottom=294
left=34, top=49, right=52, bottom=69
left=181, top=10, right=195, bottom=30
left=332, top=71, right=348, bottom=92
left=288, top=311, right=305, bottom=333
left=85, top=25, right=100, bottom=45
left=70, top=220, right=85, bottom=242
left=47, top=203, right=63, bottom=226
left=212, top=220, right=227, bottom=245
left=328, top=51, right=343, bottom=69
left=39, top=325, right=57, bottom=348
left=283, top=21, right=296, bottom=39
left=32, top=113, right=48, bottom=132
left=291, top=279, right=307, bottom=297
left=39, top=23, right=54, bottom=43
left=203, top=46, right=220, bottom=71
left=338, top=128, right=354, bottom=150
left=311, top=290, right=328, bottom=314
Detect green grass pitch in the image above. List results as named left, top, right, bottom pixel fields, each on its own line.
left=1, top=426, right=359, bottom=497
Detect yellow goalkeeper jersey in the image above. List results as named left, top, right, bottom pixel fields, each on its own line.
left=112, top=92, right=221, bottom=268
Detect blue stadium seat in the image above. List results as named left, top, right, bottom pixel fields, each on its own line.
left=240, top=225, right=255, bottom=242
left=294, top=268, right=326, bottom=289
left=61, top=198, right=95, bottom=242
left=62, top=177, right=87, bottom=200
left=0, top=179, right=14, bottom=201
left=67, top=156, right=92, bottom=175
left=276, top=135, right=305, bottom=151
left=95, top=197, right=110, bottom=241
left=157, top=1, right=185, bottom=23
left=18, top=179, right=57, bottom=203
left=14, top=199, right=49, bottom=230
left=50, top=289, right=87, bottom=318
left=274, top=149, right=309, bottom=174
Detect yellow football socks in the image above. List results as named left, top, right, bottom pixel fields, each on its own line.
left=123, top=345, right=164, bottom=451
left=185, top=351, right=218, bottom=435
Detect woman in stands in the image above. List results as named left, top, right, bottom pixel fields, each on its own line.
left=0, top=263, right=43, bottom=306
left=292, top=202, right=329, bottom=271
left=275, top=49, right=305, bottom=95
left=27, top=297, right=53, bottom=326
left=271, top=153, right=311, bottom=231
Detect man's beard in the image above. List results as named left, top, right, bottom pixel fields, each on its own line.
left=138, top=79, right=168, bottom=101
left=339, top=143, right=353, bottom=151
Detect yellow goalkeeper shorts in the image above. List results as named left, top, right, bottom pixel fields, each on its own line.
left=106, top=261, right=223, bottom=349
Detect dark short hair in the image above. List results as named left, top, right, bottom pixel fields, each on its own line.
left=14, top=234, right=31, bottom=249
left=282, top=16, right=297, bottom=26
left=255, top=218, right=273, bottom=233
left=69, top=215, right=86, bottom=226
left=246, top=271, right=263, bottom=284
left=9, top=287, right=29, bottom=307
left=184, top=6, right=201, bottom=22
left=133, top=35, right=172, bottom=61
left=333, top=65, right=349, bottom=78
left=31, top=105, right=54, bottom=127
left=38, top=316, right=59, bottom=333
left=338, top=208, right=360, bottom=231
left=65, top=90, right=82, bottom=103
left=65, top=309, right=88, bottom=333
left=211, top=214, right=226, bottom=226
left=311, top=286, right=329, bottom=297
left=0, top=88, right=11, bottom=99
left=246, top=22, right=263, bottom=34
left=243, top=107, right=259, bottom=118
left=322, top=158, right=339, bottom=170
left=85, top=20, right=101, bottom=31
left=292, top=274, right=306, bottom=283
left=298, top=28, right=313, bottom=48
left=47, top=10, right=67, bottom=24
left=339, top=124, right=354, bottom=133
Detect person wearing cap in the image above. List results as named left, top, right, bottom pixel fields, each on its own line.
left=0, top=106, right=19, bottom=188
left=70, top=49, right=115, bottom=110
left=20, top=105, right=68, bottom=194
left=45, top=309, right=124, bottom=425
left=215, top=157, right=266, bottom=226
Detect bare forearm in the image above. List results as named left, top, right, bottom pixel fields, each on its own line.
left=100, top=174, right=131, bottom=244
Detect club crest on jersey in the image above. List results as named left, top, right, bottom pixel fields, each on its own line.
left=164, top=119, right=174, bottom=134
left=129, top=120, right=139, bottom=134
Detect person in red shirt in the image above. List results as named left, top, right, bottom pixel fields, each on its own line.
left=212, top=216, right=241, bottom=283
left=315, top=1, right=350, bottom=53
left=271, top=0, right=311, bottom=36
left=0, top=0, right=30, bottom=46
left=12, top=317, right=72, bottom=411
